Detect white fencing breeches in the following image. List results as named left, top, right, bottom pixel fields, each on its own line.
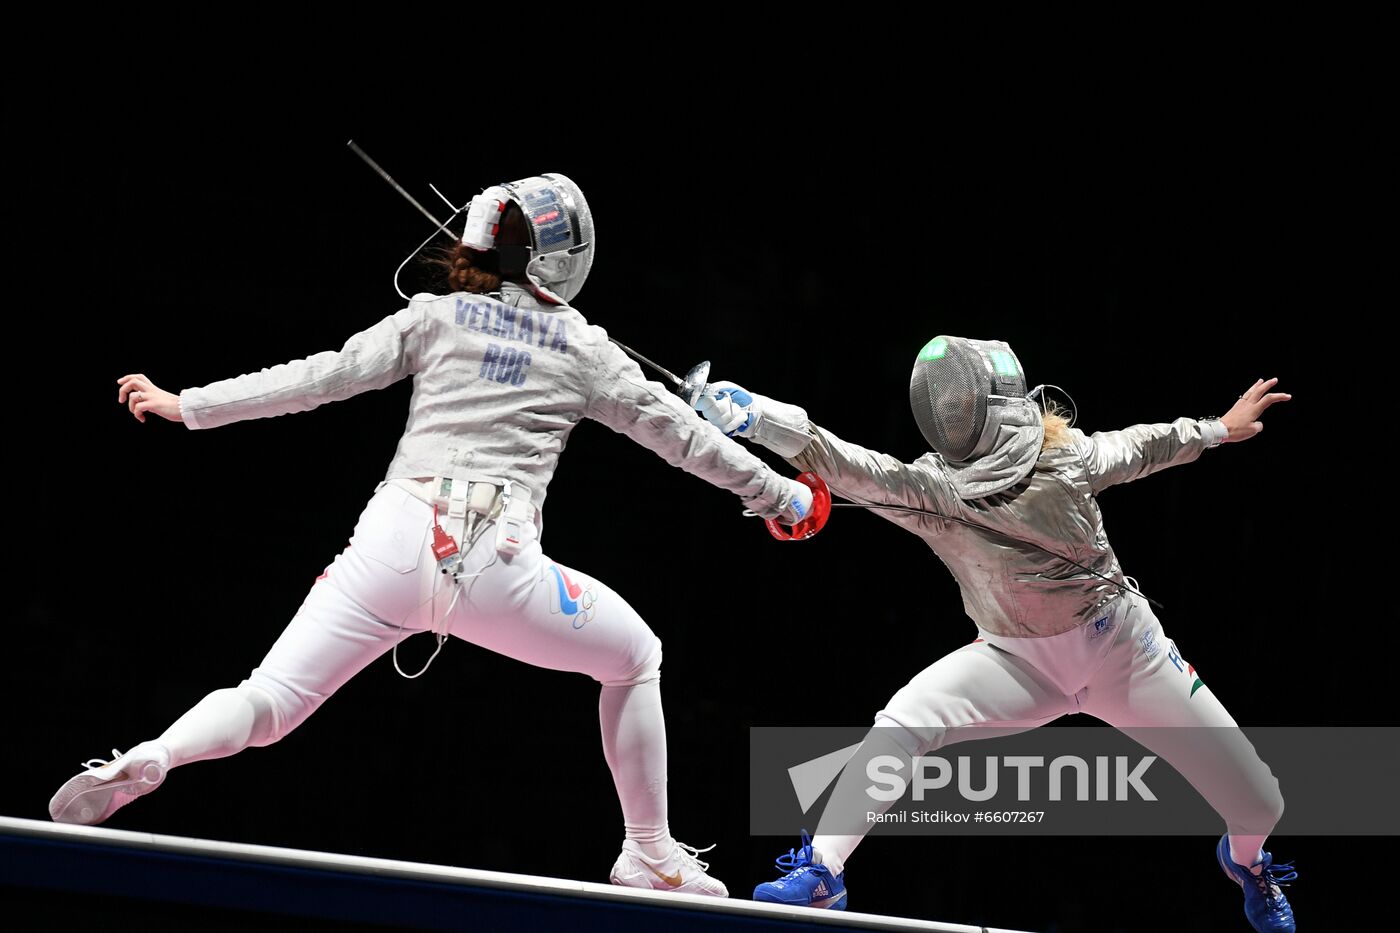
left=155, top=483, right=670, bottom=844
left=813, top=593, right=1284, bottom=874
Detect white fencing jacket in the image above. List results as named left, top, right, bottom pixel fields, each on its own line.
left=180, top=284, right=794, bottom=519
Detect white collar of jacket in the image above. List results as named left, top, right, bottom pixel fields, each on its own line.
left=933, top=398, right=1045, bottom=499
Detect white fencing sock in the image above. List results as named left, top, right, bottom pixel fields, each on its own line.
left=599, top=680, right=671, bottom=859
left=157, top=685, right=278, bottom=767
left=1229, top=834, right=1269, bottom=873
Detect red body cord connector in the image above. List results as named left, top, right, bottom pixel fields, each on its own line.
left=431, top=504, right=459, bottom=562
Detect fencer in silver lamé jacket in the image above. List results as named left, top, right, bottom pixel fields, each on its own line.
left=787, top=418, right=1229, bottom=638
left=178, top=283, right=794, bottom=520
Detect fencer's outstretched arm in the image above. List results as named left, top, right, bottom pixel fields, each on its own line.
left=696, top=381, right=956, bottom=517
left=1075, top=377, right=1290, bottom=493
left=790, top=425, right=958, bottom=518
left=119, top=306, right=424, bottom=430
left=583, top=340, right=805, bottom=521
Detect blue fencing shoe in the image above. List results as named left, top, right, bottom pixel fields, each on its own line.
left=1216, top=834, right=1297, bottom=932
left=752, top=830, right=847, bottom=910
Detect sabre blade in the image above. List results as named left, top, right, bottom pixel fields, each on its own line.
left=347, top=140, right=459, bottom=242
left=613, top=341, right=683, bottom=386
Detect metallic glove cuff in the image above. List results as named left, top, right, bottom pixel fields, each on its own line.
left=1198, top=418, right=1229, bottom=447
left=751, top=395, right=814, bottom=458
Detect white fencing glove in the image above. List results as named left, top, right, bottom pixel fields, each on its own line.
left=696, top=381, right=813, bottom=458
left=696, top=382, right=756, bottom=436
left=778, top=476, right=814, bottom=525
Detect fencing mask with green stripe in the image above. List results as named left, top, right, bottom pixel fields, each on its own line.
left=909, top=336, right=1045, bottom=497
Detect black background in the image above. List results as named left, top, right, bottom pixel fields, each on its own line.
left=5, top=62, right=1386, bottom=933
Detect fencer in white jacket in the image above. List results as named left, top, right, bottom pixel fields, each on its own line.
left=49, top=173, right=810, bottom=897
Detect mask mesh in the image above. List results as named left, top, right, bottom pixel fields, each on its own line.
left=909, top=337, right=1027, bottom=461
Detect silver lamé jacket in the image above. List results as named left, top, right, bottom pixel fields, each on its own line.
left=788, top=418, right=1229, bottom=638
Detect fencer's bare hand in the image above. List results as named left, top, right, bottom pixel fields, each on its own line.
left=1220, top=377, right=1290, bottom=443
left=117, top=374, right=183, bottom=424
